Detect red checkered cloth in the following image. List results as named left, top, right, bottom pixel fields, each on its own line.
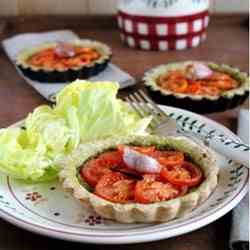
left=117, top=10, right=209, bottom=50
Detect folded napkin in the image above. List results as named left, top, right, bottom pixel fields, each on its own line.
left=2, top=30, right=135, bottom=102
left=230, top=108, right=249, bottom=250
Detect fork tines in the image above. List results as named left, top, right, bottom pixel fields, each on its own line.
left=124, top=89, right=169, bottom=128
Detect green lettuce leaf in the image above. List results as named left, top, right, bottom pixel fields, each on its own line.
left=0, top=80, right=151, bottom=182
left=25, top=105, right=79, bottom=156
left=54, top=80, right=151, bottom=142
left=0, top=127, right=57, bottom=182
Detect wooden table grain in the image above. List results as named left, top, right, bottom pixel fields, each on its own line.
left=0, top=14, right=248, bottom=250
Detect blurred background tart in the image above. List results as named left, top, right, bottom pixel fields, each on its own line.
left=143, top=61, right=249, bottom=114
left=16, top=39, right=112, bottom=83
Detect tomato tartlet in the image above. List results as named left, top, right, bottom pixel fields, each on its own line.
left=144, top=61, right=249, bottom=114
left=16, top=40, right=111, bottom=83
left=59, top=135, right=219, bottom=223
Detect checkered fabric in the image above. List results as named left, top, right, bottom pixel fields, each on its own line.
left=117, top=10, right=209, bottom=50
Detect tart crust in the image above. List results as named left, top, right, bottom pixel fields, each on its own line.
left=16, top=40, right=112, bottom=83
left=58, top=135, right=219, bottom=223
left=143, top=61, right=249, bottom=114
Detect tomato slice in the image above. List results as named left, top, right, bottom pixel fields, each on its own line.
left=158, top=70, right=184, bottom=85
left=209, top=80, right=238, bottom=90
left=95, top=172, right=135, bottom=203
left=80, top=151, right=122, bottom=187
left=80, top=159, right=112, bottom=187
left=134, top=174, right=180, bottom=204
left=160, top=161, right=203, bottom=187
left=167, top=79, right=188, bottom=93
left=185, top=81, right=202, bottom=94
left=209, top=72, right=232, bottom=82
left=151, top=151, right=184, bottom=166
left=98, top=151, right=123, bottom=166
left=131, top=146, right=155, bottom=154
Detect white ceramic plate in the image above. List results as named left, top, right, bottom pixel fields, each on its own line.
left=0, top=106, right=248, bottom=244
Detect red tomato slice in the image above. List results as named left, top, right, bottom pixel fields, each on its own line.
left=211, top=80, right=237, bottom=90
left=209, top=72, right=232, bottom=82
left=98, top=151, right=123, bottom=166
left=80, top=159, right=112, bottom=187
left=167, top=79, right=188, bottom=93
left=160, top=161, right=203, bottom=187
left=131, top=146, right=155, bottom=154
left=95, top=172, right=135, bottom=203
left=134, top=174, right=180, bottom=204
left=151, top=151, right=184, bottom=166
left=80, top=151, right=122, bottom=187
left=186, top=81, right=202, bottom=94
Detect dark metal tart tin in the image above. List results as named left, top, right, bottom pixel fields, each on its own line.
left=144, top=61, right=249, bottom=114
left=145, top=86, right=249, bottom=114
left=17, top=57, right=110, bottom=83
left=16, top=40, right=112, bottom=83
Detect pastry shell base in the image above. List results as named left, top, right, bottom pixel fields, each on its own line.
left=58, top=135, right=219, bottom=223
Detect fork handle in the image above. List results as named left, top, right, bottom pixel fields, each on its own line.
left=206, top=136, right=249, bottom=167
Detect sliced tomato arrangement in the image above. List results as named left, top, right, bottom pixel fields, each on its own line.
left=28, top=45, right=100, bottom=70
left=134, top=174, right=179, bottom=204
left=80, top=158, right=112, bottom=187
left=80, top=145, right=203, bottom=204
left=98, top=151, right=123, bottom=166
left=160, top=161, right=203, bottom=187
left=157, top=69, right=239, bottom=96
left=80, top=151, right=122, bottom=187
left=152, top=151, right=184, bottom=166
left=185, top=81, right=202, bottom=94
left=95, top=172, right=135, bottom=204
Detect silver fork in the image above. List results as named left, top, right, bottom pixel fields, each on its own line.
left=124, top=89, right=249, bottom=167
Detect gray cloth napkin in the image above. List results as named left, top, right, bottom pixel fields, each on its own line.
left=230, top=108, right=249, bottom=250
left=1, top=30, right=135, bottom=102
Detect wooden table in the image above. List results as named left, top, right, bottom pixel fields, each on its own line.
left=0, top=14, right=248, bottom=250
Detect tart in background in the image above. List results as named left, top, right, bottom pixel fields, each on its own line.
left=16, top=40, right=112, bottom=83
left=143, top=61, right=249, bottom=114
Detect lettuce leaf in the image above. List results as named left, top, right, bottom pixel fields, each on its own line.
left=0, top=80, right=151, bottom=182
left=0, top=127, right=57, bottom=181
left=25, top=105, right=79, bottom=156
left=55, top=80, right=151, bottom=142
